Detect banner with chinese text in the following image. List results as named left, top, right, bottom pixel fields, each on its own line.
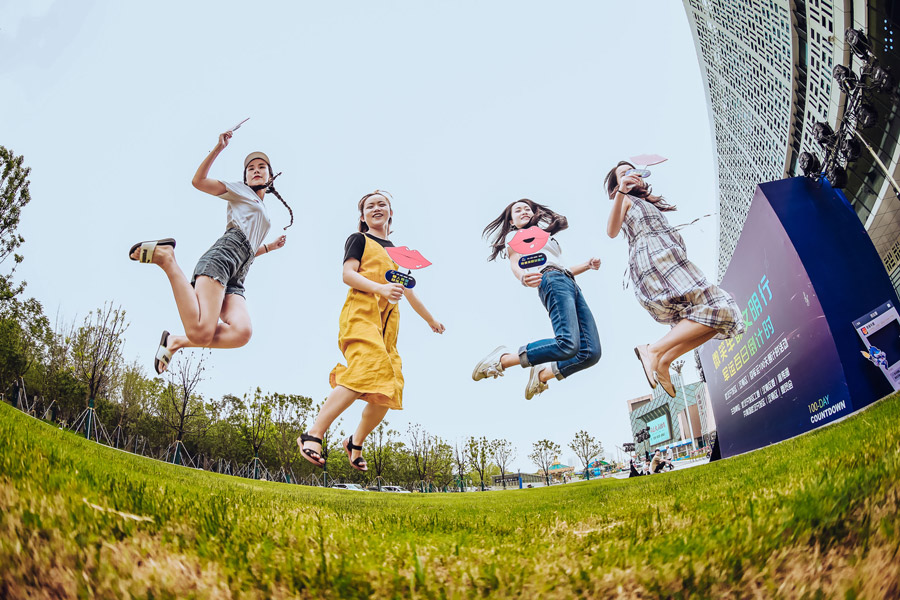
left=699, top=184, right=851, bottom=457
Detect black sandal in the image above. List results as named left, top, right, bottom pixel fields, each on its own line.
left=343, top=435, right=368, bottom=472
left=298, top=433, right=325, bottom=467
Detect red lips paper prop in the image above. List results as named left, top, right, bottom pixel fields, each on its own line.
left=507, top=226, right=550, bottom=255
left=628, top=154, right=668, bottom=167
left=385, top=246, right=432, bottom=270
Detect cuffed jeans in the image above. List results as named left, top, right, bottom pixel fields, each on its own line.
left=518, top=271, right=601, bottom=379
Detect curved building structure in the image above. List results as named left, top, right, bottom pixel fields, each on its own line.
left=683, top=0, right=900, bottom=283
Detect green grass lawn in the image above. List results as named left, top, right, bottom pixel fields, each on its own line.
left=1, top=398, right=899, bottom=599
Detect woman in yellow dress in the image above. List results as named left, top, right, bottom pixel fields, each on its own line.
left=298, top=191, right=444, bottom=470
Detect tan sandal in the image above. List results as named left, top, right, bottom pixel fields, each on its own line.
left=634, top=345, right=657, bottom=389
left=654, top=370, right=676, bottom=398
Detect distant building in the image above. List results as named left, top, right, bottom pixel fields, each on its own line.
left=626, top=373, right=715, bottom=457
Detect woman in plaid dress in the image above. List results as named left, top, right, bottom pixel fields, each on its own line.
left=604, top=161, right=743, bottom=397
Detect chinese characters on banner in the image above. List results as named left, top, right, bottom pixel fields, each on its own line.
left=698, top=187, right=850, bottom=458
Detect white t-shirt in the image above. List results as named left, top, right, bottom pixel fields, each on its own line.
left=505, top=229, right=566, bottom=272
left=217, top=181, right=271, bottom=252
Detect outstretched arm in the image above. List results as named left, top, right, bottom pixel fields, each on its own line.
left=570, top=257, right=601, bottom=276
left=404, top=288, right=445, bottom=333
left=192, top=131, right=231, bottom=196
left=508, top=251, right=543, bottom=288
left=254, top=234, right=287, bottom=258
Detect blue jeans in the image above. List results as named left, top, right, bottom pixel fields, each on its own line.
left=519, top=271, right=601, bottom=379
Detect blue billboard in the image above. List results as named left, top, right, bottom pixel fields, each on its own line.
left=699, top=177, right=898, bottom=457
left=648, top=414, right=671, bottom=446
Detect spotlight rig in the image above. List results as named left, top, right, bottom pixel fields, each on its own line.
left=798, top=28, right=897, bottom=190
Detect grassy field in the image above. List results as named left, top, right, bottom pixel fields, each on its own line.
left=1, top=399, right=899, bottom=599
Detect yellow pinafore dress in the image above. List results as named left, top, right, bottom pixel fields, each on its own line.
left=329, top=235, right=404, bottom=409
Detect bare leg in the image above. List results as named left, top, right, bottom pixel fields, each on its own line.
left=648, top=320, right=718, bottom=374
left=498, top=354, right=555, bottom=384
left=131, top=245, right=224, bottom=343
left=499, top=353, right=519, bottom=369
left=350, top=403, right=390, bottom=463
left=167, top=294, right=253, bottom=352
left=303, top=385, right=361, bottom=455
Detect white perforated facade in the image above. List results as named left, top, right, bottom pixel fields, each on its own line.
left=683, top=0, right=849, bottom=279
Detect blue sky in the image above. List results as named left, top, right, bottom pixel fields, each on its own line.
left=1, top=1, right=720, bottom=470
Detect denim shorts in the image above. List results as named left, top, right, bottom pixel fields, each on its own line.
left=191, top=228, right=255, bottom=297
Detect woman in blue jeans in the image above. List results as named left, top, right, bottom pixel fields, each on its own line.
left=472, top=199, right=602, bottom=399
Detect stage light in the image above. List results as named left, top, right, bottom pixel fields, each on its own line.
left=798, top=152, right=821, bottom=175
left=858, top=103, right=879, bottom=128
left=872, top=65, right=893, bottom=91
left=840, top=137, right=861, bottom=161
left=826, top=164, right=848, bottom=188
left=845, top=28, right=871, bottom=58
left=833, top=64, right=858, bottom=91
left=813, top=121, right=834, bottom=144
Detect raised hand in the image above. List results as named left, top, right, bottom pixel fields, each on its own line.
left=216, top=131, right=233, bottom=151
left=618, top=173, right=641, bottom=194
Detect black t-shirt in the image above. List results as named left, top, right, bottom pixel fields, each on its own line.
left=343, top=232, right=394, bottom=263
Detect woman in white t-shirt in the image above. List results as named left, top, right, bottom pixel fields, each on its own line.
left=471, top=199, right=602, bottom=399
left=129, top=129, right=292, bottom=373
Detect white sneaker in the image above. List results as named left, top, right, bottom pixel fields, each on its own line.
left=525, top=366, right=549, bottom=400
left=472, top=346, right=507, bottom=381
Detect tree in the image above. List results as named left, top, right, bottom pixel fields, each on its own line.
left=157, top=350, right=208, bottom=452
left=31, top=314, right=83, bottom=422
left=569, top=430, right=604, bottom=480
left=365, top=420, right=399, bottom=482
left=490, top=439, right=517, bottom=489
left=269, top=392, right=313, bottom=479
left=408, top=423, right=435, bottom=485
left=113, top=359, right=160, bottom=449
left=529, top=439, right=561, bottom=486
left=0, top=317, right=29, bottom=394
left=72, top=302, right=128, bottom=405
left=452, top=441, right=468, bottom=491
left=0, top=147, right=48, bottom=398
left=229, top=388, right=274, bottom=479
left=466, top=436, right=492, bottom=491
left=428, top=439, right=455, bottom=490
left=0, top=145, right=32, bottom=307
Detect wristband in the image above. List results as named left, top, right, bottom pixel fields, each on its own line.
left=264, top=244, right=269, bottom=253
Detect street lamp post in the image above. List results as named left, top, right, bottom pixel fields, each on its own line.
left=673, top=360, right=697, bottom=453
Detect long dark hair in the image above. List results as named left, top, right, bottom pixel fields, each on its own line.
left=603, top=161, right=676, bottom=212
left=483, top=198, right=568, bottom=262
left=357, top=190, right=393, bottom=234
left=245, top=162, right=295, bottom=230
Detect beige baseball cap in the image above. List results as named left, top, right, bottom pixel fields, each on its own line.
left=244, top=152, right=271, bottom=169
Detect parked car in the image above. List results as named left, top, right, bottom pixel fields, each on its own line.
left=331, top=483, right=367, bottom=491
left=380, top=485, right=411, bottom=493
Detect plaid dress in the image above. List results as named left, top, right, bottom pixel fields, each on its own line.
left=622, top=195, right=743, bottom=340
